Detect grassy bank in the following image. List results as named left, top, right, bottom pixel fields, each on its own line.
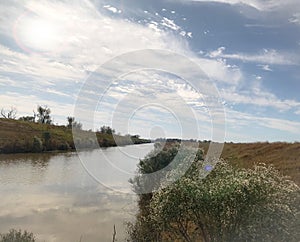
left=0, top=118, right=150, bottom=154
left=198, top=141, right=300, bottom=185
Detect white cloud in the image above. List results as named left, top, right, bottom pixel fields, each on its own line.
left=0, top=0, right=186, bottom=68
left=103, top=5, right=122, bottom=14
left=175, top=0, right=300, bottom=28
left=0, top=0, right=225, bottom=96
left=161, top=17, right=181, bottom=31
left=226, top=109, right=300, bottom=134
left=0, top=45, right=83, bottom=83
left=179, top=0, right=300, bottom=12
left=208, top=46, right=226, bottom=58
left=82, top=70, right=213, bottom=137
left=262, top=117, right=300, bottom=133
left=244, top=23, right=280, bottom=28
left=45, top=88, right=73, bottom=98
left=288, top=13, right=300, bottom=24
left=258, top=64, right=273, bottom=71
left=147, top=21, right=161, bottom=32
left=0, top=0, right=195, bottom=100
left=219, top=75, right=300, bottom=114
left=1, top=0, right=298, bottom=142
left=208, top=47, right=297, bottom=65
left=222, top=88, right=300, bottom=112
left=194, top=56, right=242, bottom=84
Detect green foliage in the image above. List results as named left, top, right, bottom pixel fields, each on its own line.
left=32, top=136, right=43, bottom=153
left=18, top=116, right=35, bottom=122
left=67, top=117, right=82, bottom=130
left=57, top=141, right=70, bottom=150
left=67, top=116, right=74, bottom=128
left=36, top=105, right=52, bottom=124
left=43, top=131, right=51, bottom=141
left=127, top=143, right=184, bottom=241
left=0, top=229, right=35, bottom=242
left=0, top=117, right=149, bottom=153
left=72, top=121, right=82, bottom=130
left=151, top=162, right=299, bottom=241
left=127, top=144, right=300, bottom=242
left=100, top=125, right=115, bottom=135
left=130, top=144, right=203, bottom=195
left=42, top=131, right=51, bottom=150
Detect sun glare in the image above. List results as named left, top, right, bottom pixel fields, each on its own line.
left=15, top=15, right=60, bottom=52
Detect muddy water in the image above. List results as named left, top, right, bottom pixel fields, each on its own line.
left=0, top=143, right=154, bottom=242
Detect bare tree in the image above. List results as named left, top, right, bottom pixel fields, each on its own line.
left=1, top=107, right=17, bottom=119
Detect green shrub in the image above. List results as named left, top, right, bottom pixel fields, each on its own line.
left=0, top=229, right=35, bottom=242
left=32, top=136, right=43, bottom=153
left=57, top=141, right=70, bottom=150
left=42, top=131, right=51, bottom=150
left=127, top=144, right=300, bottom=242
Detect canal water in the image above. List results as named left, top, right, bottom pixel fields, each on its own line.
left=0, top=143, right=154, bottom=241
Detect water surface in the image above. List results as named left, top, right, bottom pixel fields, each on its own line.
left=0, top=143, right=154, bottom=242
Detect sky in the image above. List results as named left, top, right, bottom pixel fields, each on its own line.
left=0, top=0, right=299, bottom=142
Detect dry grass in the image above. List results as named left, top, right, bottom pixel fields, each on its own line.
left=199, top=141, right=300, bottom=185
left=0, top=118, right=74, bottom=152
left=0, top=118, right=150, bottom=153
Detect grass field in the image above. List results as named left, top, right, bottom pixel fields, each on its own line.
left=199, top=141, right=300, bottom=185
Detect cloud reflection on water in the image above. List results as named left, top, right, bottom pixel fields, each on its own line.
left=0, top=144, right=153, bottom=241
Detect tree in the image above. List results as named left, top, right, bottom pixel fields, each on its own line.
left=1, top=107, right=17, bottom=119
left=67, top=116, right=82, bottom=130
left=99, top=125, right=115, bottom=134
left=73, top=122, right=82, bottom=130
left=36, top=105, right=52, bottom=124
left=67, top=116, right=75, bottom=128
left=127, top=144, right=300, bottom=242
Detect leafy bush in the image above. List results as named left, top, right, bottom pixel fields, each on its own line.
left=32, top=136, right=43, bottom=153
left=151, top=162, right=299, bottom=241
left=0, top=229, right=35, bottom=242
left=42, top=131, right=51, bottom=150
left=99, top=125, right=115, bottom=134
left=57, top=141, right=70, bottom=150
left=127, top=144, right=300, bottom=242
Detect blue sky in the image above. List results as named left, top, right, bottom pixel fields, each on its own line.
left=0, top=0, right=299, bottom=142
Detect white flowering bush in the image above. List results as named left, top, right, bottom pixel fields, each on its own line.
left=150, top=161, right=300, bottom=241
left=127, top=144, right=300, bottom=242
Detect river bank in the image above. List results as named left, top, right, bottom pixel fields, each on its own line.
left=0, top=118, right=151, bottom=154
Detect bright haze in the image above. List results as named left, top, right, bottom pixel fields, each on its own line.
left=0, top=0, right=299, bottom=142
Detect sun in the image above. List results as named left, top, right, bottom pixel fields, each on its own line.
left=15, top=14, right=60, bottom=53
